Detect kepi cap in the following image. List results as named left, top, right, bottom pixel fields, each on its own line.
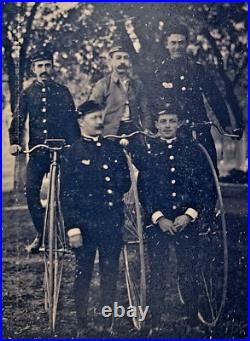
left=77, top=100, right=102, bottom=118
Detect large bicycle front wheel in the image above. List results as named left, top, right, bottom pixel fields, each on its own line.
left=197, top=144, right=228, bottom=327
left=42, top=165, right=67, bottom=333
left=176, top=145, right=228, bottom=328
left=122, top=151, right=147, bottom=331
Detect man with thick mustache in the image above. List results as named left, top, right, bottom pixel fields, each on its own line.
left=9, top=48, right=80, bottom=253
left=60, top=100, right=131, bottom=337
left=90, top=46, right=152, bottom=136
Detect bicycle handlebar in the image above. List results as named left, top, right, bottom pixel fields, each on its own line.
left=105, top=121, right=240, bottom=140
left=182, top=120, right=240, bottom=139
left=22, top=143, right=70, bottom=154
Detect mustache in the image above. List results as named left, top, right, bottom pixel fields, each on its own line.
left=117, top=64, right=129, bottom=69
left=40, top=72, right=49, bottom=77
left=96, top=124, right=104, bottom=129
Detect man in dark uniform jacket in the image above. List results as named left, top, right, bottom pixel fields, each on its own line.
left=90, top=45, right=152, bottom=136
left=9, top=48, right=80, bottom=252
left=60, top=101, right=131, bottom=337
left=134, top=104, right=215, bottom=336
left=149, top=24, right=243, bottom=167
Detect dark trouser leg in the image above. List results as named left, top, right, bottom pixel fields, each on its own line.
left=98, top=237, right=122, bottom=327
left=74, top=243, right=97, bottom=327
left=146, top=229, right=169, bottom=327
left=175, top=229, right=199, bottom=322
left=26, top=155, right=50, bottom=234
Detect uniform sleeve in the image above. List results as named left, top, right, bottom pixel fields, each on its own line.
left=8, top=90, right=28, bottom=145
left=188, top=144, right=216, bottom=214
left=89, top=79, right=106, bottom=106
left=115, top=146, right=131, bottom=195
left=60, top=150, right=81, bottom=231
left=199, top=66, right=231, bottom=129
left=63, top=87, right=80, bottom=144
left=137, top=80, right=153, bottom=131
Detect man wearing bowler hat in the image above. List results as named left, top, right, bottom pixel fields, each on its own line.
left=9, top=47, right=80, bottom=253
left=60, top=100, right=131, bottom=337
left=90, top=45, right=153, bottom=137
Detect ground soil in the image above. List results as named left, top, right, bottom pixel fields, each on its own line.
left=2, top=186, right=248, bottom=339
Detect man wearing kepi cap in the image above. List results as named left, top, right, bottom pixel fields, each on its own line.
left=90, top=45, right=153, bottom=136
left=60, top=100, right=131, bottom=337
left=133, top=103, right=215, bottom=336
left=148, top=23, right=243, bottom=167
left=8, top=47, right=80, bottom=253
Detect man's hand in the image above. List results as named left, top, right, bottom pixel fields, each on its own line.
left=67, top=228, right=83, bottom=248
left=158, top=217, right=175, bottom=235
left=172, top=214, right=191, bottom=233
left=9, top=144, right=22, bottom=156
left=224, top=126, right=243, bottom=140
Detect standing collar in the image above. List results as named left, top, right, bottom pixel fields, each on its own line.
left=81, top=134, right=100, bottom=142
left=159, top=136, right=177, bottom=144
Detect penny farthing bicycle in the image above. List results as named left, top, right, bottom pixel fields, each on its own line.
left=105, top=132, right=148, bottom=331
left=24, top=139, right=70, bottom=333
left=176, top=121, right=240, bottom=328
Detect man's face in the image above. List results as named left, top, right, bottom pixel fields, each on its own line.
left=155, top=113, right=179, bottom=139
left=110, top=51, right=131, bottom=75
left=32, top=59, right=53, bottom=82
left=78, top=111, right=104, bottom=137
left=165, top=34, right=187, bottom=59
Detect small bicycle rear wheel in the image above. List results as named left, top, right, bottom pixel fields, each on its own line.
left=122, top=151, right=146, bottom=330
left=42, top=165, right=67, bottom=333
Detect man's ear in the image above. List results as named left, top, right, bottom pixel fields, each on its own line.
left=155, top=120, right=159, bottom=131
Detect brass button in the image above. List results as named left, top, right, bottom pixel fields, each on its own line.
left=172, top=192, right=177, bottom=197
left=43, top=129, right=47, bottom=134
left=170, top=167, right=175, bottom=172
left=169, top=155, right=174, bottom=160
left=96, top=142, right=101, bottom=147
left=107, top=189, right=113, bottom=194
left=168, top=144, right=173, bottom=149
left=172, top=205, right=177, bottom=210
left=42, top=119, right=47, bottom=123
left=42, top=108, right=46, bottom=112
left=181, top=86, right=186, bottom=91
left=108, top=202, right=113, bottom=207
left=180, top=75, right=185, bottom=80
left=171, top=179, right=176, bottom=184
left=42, top=98, right=46, bottom=102
left=42, top=88, right=46, bottom=92
left=105, top=177, right=111, bottom=182
left=103, top=164, right=108, bottom=170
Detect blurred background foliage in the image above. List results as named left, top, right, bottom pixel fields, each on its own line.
left=2, top=2, right=248, bottom=117
left=2, top=2, right=248, bottom=191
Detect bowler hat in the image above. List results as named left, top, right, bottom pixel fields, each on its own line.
left=77, top=100, right=102, bottom=118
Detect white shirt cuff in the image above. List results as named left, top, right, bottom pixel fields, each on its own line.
left=185, top=208, right=198, bottom=222
left=67, top=228, right=81, bottom=237
left=152, top=211, right=164, bottom=224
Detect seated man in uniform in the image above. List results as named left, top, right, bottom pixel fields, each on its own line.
left=134, top=103, right=215, bottom=336
left=60, top=100, right=131, bottom=337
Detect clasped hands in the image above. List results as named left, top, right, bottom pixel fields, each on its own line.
left=158, top=215, right=191, bottom=235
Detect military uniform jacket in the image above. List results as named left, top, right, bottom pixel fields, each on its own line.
left=90, top=73, right=153, bottom=136
left=9, top=79, right=80, bottom=147
left=61, top=136, right=131, bottom=234
left=148, top=57, right=231, bottom=129
left=135, top=137, right=214, bottom=225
